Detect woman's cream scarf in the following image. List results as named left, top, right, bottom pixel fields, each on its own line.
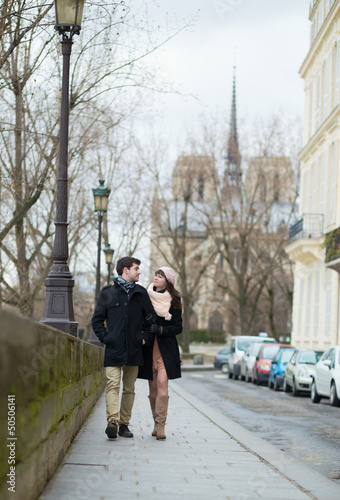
left=147, top=283, right=172, bottom=321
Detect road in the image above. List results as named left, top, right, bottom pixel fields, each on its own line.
left=175, top=369, right=340, bottom=484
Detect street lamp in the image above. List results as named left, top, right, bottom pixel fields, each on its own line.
left=103, top=244, right=115, bottom=285
left=41, top=0, right=85, bottom=336
left=88, top=180, right=111, bottom=345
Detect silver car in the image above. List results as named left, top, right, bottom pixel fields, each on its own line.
left=283, top=349, right=323, bottom=396
left=240, top=342, right=263, bottom=382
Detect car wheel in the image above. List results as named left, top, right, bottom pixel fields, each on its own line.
left=268, top=378, right=274, bottom=389
left=233, top=373, right=239, bottom=380
left=221, top=363, right=228, bottom=374
left=330, top=382, right=340, bottom=407
left=273, top=377, right=280, bottom=391
left=241, top=375, right=246, bottom=381
left=283, top=378, right=290, bottom=393
left=311, top=380, right=321, bottom=403
left=228, top=372, right=233, bottom=379
left=246, top=371, right=252, bottom=383
left=292, top=378, right=300, bottom=397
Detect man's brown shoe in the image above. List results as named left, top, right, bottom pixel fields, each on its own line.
left=118, top=424, right=133, bottom=438
left=105, top=422, right=118, bottom=439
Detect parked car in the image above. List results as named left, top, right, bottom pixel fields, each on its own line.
left=268, top=346, right=296, bottom=391
left=228, top=333, right=275, bottom=380
left=214, top=347, right=231, bottom=373
left=311, top=346, right=340, bottom=407
left=283, top=349, right=323, bottom=396
left=240, top=342, right=263, bottom=382
left=252, top=343, right=281, bottom=385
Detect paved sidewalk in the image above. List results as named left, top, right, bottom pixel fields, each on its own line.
left=40, top=380, right=340, bottom=500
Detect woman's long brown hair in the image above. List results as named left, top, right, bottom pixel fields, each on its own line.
left=156, top=269, right=182, bottom=310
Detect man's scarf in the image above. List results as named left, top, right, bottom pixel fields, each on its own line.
left=116, top=276, right=136, bottom=294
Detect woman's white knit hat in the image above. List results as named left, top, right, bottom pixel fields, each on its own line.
left=159, top=266, right=176, bottom=285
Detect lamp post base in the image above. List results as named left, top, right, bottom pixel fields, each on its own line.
left=87, top=326, right=104, bottom=346
left=41, top=277, right=78, bottom=337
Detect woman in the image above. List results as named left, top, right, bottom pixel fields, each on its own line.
left=138, top=266, right=182, bottom=440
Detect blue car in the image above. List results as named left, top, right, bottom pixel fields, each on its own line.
left=268, top=346, right=296, bottom=391
left=214, top=347, right=231, bottom=373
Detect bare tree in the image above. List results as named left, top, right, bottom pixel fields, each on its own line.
left=0, top=0, right=192, bottom=318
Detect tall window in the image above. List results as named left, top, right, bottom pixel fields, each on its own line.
left=305, top=274, right=312, bottom=339
left=314, top=270, right=320, bottom=339
left=297, top=274, right=304, bottom=339
left=312, top=159, right=319, bottom=213
left=198, top=176, right=204, bottom=199
left=308, top=85, right=313, bottom=139
left=325, top=270, right=332, bottom=338
left=320, top=150, right=326, bottom=223
left=328, top=139, right=337, bottom=226
left=316, top=72, right=321, bottom=129
left=336, top=39, right=340, bottom=106
left=323, top=56, right=328, bottom=120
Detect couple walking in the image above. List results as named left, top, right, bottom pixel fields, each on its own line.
left=92, top=256, right=182, bottom=441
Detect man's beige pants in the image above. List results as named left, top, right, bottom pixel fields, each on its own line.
left=105, top=365, right=139, bottom=425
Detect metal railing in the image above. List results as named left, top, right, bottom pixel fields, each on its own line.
left=288, top=214, right=324, bottom=242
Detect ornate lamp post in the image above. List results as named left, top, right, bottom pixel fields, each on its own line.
left=88, top=180, right=111, bottom=345
left=103, top=244, right=115, bottom=285
left=41, top=0, right=85, bottom=336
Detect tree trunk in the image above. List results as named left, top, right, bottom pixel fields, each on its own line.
left=14, top=79, right=32, bottom=316
left=181, top=297, right=191, bottom=353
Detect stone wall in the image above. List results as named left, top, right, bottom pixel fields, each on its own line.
left=0, top=309, right=105, bottom=500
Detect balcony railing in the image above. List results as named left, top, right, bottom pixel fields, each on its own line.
left=288, top=214, right=324, bottom=242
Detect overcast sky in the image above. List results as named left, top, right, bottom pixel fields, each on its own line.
left=134, top=0, right=311, bottom=155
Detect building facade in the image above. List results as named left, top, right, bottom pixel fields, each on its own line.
left=286, top=0, right=340, bottom=349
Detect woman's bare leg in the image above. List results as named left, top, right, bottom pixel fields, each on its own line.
left=156, top=368, right=168, bottom=396
left=149, top=371, right=158, bottom=397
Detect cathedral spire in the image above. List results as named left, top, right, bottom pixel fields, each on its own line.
left=226, top=66, right=241, bottom=183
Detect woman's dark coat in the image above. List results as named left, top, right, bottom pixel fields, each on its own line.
left=138, top=305, right=182, bottom=380
left=92, top=281, right=155, bottom=367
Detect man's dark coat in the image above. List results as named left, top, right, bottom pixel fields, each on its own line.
left=92, top=280, right=155, bottom=367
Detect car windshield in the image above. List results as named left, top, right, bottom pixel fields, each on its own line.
left=281, top=349, right=295, bottom=363
left=299, top=351, right=318, bottom=365
left=238, top=340, right=252, bottom=351
left=262, top=345, right=279, bottom=359
left=219, top=348, right=230, bottom=355
left=251, top=344, right=262, bottom=356
left=238, top=337, right=265, bottom=351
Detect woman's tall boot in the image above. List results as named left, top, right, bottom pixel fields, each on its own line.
left=155, top=395, right=169, bottom=440
left=148, top=396, right=157, bottom=437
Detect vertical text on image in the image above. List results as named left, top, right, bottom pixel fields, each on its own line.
left=7, top=395, right=16, bottom=493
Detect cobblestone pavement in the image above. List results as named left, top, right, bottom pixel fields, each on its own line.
left=39, top=379, right=340, bottom=500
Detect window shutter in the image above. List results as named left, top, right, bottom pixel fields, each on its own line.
left=321, top=150, right=326, bottom=225
left=305, top=274, right=312, bottom=339
left=309, top=85, right=313, bottom=138
left=314, top=270, right=320, bottom=339
left=330, top=140, right=337, bottom=224
left=336, top=39, right=340, bottom=106
left=316, top=72, right=320, bottom=129
left=324, top=56, right=328, bottom=119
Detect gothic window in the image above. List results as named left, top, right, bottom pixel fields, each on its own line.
left=198, top=176, right=204, bottom=199
left=259, top=173, right=266, bottom=202
left=208, top=310, right=223, bottom=330
left=274, top=173, right=280, bottom=201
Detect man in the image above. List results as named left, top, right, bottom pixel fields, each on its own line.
left=92, top=256, right=155, bottom=439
